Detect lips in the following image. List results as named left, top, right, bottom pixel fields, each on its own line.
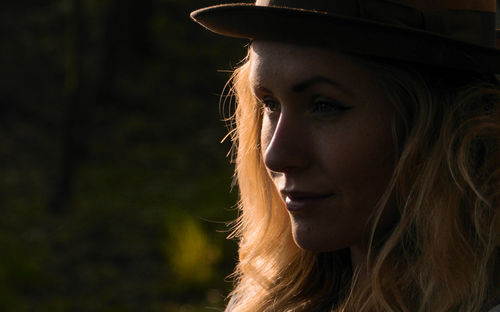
left=281, top=190, right=335, bottom=212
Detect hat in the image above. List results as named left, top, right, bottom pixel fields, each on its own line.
left=190, top=0, right=500, bottom=73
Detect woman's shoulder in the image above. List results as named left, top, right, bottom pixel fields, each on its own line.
left=484, top=296, right=500, bottom=312
left=487, top=303, right=500, bottom=312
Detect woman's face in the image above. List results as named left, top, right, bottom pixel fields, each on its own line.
left=250, top=41, right=398, bottom=252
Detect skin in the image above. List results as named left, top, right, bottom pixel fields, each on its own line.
left=249, top=41, right=399, bottom=269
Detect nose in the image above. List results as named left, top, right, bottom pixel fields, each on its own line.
left=263, top=112, right=309, bottom=174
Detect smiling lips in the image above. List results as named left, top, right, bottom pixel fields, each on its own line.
left=281, top=190, right=335, bottom=212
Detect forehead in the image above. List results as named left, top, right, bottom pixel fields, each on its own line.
left=250, top=41, right=335, bottom=76
left=250, top=40, right=333, bottom=60
left=249, top=41, right=371, bottom=89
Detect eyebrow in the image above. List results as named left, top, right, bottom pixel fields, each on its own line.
left=291, top=76, right=349, bottom=94
left=252, top=75, right=352, bottom=96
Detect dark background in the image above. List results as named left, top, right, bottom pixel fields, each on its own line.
left=0, top=0, right=248, bottom=311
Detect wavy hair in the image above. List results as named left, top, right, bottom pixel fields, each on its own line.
left=222, top=51, right=500, bottom=312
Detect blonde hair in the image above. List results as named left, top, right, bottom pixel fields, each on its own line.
left=223, top=52, right=500, bottom=312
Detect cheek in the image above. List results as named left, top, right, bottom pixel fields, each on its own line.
left=320, top=119, right=396, bottom=206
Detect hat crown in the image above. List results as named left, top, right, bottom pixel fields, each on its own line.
left=254, top=0, right=497, bottom=48
left=256, top=0, right=357, bottom=14
left=256, top=0, right=496, bottom=12
left=404, top=0, right=495, bottom=12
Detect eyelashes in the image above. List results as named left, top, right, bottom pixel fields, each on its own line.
left=258, top=95, right=351, bottom=117
left=260, top=96, right=280, bottom=113
left=310, top=95, right=351, bottom=114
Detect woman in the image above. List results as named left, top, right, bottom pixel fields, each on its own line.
left=191, top=0, right=500, bottom=311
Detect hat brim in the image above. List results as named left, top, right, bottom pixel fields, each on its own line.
left=191, top=4, right=500, bottom=73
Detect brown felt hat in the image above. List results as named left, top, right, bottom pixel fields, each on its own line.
left=191, top=0, right=500, bottom=73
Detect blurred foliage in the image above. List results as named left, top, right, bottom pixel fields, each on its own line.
left=0, top=0, right=248, bottom=311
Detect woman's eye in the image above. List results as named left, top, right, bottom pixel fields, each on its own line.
left=261, top=97, right=280, bottom=113
left=311, top=96, right=350, bottom=114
